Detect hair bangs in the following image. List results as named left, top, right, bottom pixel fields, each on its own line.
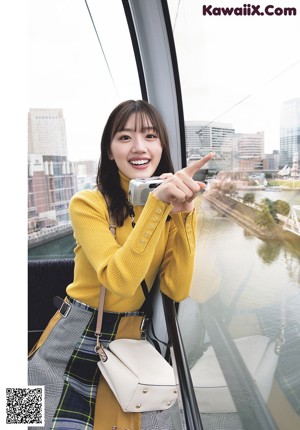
left=111, top=102, right=161, bottom=139
left=97, top=100, right=174, bottom=225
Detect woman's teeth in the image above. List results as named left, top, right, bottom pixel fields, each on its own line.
left=130, top=160, right=150, bottom=165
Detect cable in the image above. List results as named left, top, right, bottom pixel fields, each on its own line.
left=84, top=0, right=119, bottom=97
left=172, top=0, right=182, bottom=32
left=198, top=59, right=300, bottom=131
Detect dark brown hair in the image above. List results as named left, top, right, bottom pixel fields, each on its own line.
left=96, top=100, right=174, bottom=226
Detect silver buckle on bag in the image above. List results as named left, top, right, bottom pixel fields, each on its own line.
left=140, top=317, right=149, bottom=333
left=94, top=334, right=108, bottom=362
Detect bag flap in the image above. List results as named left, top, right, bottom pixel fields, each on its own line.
left=109, top=339, right=175, bottom=386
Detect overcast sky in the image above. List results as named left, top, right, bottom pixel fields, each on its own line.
left=28, top=0, right=141, bottom=161
left=28, top=0, right=300, bottom=161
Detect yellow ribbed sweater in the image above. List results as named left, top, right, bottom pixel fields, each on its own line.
left=66, top=172, right=196, bottom=311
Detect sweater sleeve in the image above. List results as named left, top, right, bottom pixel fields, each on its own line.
left=159, top=210, right=197, bottom=302
left=69, top=190, right=173, bottom=298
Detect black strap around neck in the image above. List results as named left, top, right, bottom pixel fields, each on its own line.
left=106, top=201, right=169, bottom=350
left=140, top=278, right=170, bottom=352
left=139, top=279, right=152, bottom=319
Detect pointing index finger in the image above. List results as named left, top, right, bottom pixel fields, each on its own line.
left=183, top=152, right=214, bottom=177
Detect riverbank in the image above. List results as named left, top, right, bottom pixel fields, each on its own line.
left=28, top=223, right=73, bottom=249
left=203, top=190, right=297, bottom=242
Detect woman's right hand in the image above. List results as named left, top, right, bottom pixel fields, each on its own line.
left=152, top=152, right=214, bottom=212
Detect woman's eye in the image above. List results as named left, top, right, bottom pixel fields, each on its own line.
left=119, top=135, right=131, bottom=141
left=146, top=133, right=157, bottom=139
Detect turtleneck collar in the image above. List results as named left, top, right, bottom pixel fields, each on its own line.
left=119, top=170, right=130, bottom=193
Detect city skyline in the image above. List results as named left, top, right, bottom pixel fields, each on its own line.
left=28, top=97, right=300, bottom=163
left=28, top=0, right=300, bottom=161
left=28, top=103, right=296, bottom=165
left=28, top=104, right=298, bottom=238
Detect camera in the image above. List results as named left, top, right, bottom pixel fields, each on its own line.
left=128, top=177, right=164, bottom=206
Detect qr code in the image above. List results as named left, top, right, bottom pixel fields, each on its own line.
left=6, top=387, right=44, bottom=425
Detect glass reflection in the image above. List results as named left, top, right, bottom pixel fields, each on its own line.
left=168, top=0, right=300, bottom=426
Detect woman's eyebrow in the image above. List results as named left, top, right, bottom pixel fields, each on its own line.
left=121, top=127, right=133, bottom=131
left=142, top=126, right=156, bottom=131
left=118, top=126, right=156, bottom=132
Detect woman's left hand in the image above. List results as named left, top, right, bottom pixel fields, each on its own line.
left=152, top=153, right=214, bottom=213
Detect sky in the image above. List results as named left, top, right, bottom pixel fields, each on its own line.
left=170, top=0, right=300, bottom=151
left=28, top=0, right=142, bottom=161
left=27, top=0, right=300, bottom=161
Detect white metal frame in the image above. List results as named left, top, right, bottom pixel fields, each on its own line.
left=283, top=205, right=300, bottom=236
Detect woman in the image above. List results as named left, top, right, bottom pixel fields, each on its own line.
left=28, top=100, right=213, bottom=430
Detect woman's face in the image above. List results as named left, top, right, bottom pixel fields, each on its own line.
left=110, top=113, right=163, bottom=179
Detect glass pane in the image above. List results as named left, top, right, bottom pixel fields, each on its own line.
left=28, top=0, right=141, bottom=259
left=168, top=0, right=300, bottom=428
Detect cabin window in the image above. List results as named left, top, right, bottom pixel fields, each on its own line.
left=168, top=0, right=300, bottom=428
left=28, top=0, right=141, bottom=260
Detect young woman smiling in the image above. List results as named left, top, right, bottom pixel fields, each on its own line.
left=28, top=100, right=213, bottom=430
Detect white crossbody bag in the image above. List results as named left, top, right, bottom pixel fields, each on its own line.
left=95, top=286, right=178, bottom=412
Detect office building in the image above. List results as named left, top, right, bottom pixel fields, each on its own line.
left=73, top=159, right=98, bottom=190
left=185, top=121, right=235, bottom=172
left=280, top=98, right=300, bottom=168
left=28, top=109, right=76, bottom=232
left=234, top=131, right=264, bottom=171
left=264, top=150, right=280, bottom=172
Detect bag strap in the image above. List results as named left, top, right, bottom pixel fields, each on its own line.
left=95, top=285, right=106, bottom=338
left=95, top=279, right=152, bottom=337
left=95, top=206, right=150, bottom=338
left=94, top=202, right=170, bottom=359
left=94, top=199, right=114, bottom=339
left=140, top=279, right=152, bottom=318
left=94, top=195, right=117, bottom=338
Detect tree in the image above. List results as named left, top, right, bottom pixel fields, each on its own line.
left=274, top=200, right=290, bottom=216
left=261, top=198, right=279, bottom=223
left=255, top=206, right=276, bottom=229
left=221, top=181, right=237, bottom=196
left=243, top=192, right=255, bottom=204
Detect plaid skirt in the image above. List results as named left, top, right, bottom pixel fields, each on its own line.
left=28, top=297, right=142, bottom=429
left=28, top=297, right=174, bottom=430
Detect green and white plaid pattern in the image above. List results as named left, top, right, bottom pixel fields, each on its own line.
left=51, top=298, right=143, bottom=430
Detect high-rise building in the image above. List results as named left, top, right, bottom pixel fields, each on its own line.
left=280, top=98, right=300, bottom=168
left=28, top=108, right=68, bottom=156
left=234, top=131, right=264, bottom=171
left=73, top=160, right=98, bottom=191
left=264, top=150, right=280, bottom=172
left=28, top=109, right=77, bottom=232
left=185, top=121, right=204, bottom=157
left=185, top=121, right=235, bottom=172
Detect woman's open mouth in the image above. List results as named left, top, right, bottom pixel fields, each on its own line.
left=129, top=159, right=150, bottom=168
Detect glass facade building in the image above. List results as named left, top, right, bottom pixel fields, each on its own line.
left=280, top=98, right=300, bottom=168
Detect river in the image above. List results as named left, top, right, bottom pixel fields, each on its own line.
left=28, top=233, right=76, bottom=259
left=185, top=189, right=300, bottom=428
left=28, top=189, right=300, bottom=323
left=191, top=189, right=299, bottom=317
left=29, top=190, right=300, bottom=305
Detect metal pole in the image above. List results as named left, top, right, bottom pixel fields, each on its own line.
left=163, top=295, right=204, bottom=430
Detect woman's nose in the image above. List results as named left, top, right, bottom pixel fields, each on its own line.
left=132, top=136, right=146, bottom=152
